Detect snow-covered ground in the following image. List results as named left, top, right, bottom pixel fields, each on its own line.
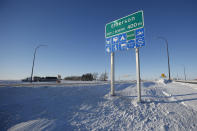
left=0, top=80, right=109, bottom=88
left=0, top=80, right=197, bottom=131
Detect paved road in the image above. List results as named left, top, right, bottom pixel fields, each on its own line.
left=175, top=80, right=197, bottom=84
left=164, top=82, right=197, bottom=112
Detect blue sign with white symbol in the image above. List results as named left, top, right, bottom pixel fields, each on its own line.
left=135, top=28, right=144, bottom=38
left=119, top=42, right=128, bottom=51
left=127, top=40, right=136, bottom=49
left=136, top=37, right=145, bottom=47
left=112, top=36, right=119, bottom=44
left=135, top=28, right=145, bottom=48
left=111, top=44, right=119, bottom=52
left=118, top=33, right=127, bottom=43
left=106, top=45, right=111, bottom=53
left=105, top=27, right=145, bottom=53
left=106, top=38, right=112, bottom=45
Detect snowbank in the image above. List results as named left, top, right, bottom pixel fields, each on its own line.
left=0, top=81, right=197, bottom=130
left=156, top=79, right=172, bottom=84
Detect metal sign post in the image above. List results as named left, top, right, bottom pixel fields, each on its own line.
left=111, top=52, right=115, bottom=96
left=135, top=48, right=141, bottom=102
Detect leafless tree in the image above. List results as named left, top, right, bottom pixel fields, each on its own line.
left=99, top=72, right=108, bottom=81
left=93, top=72, right=98, bottom=80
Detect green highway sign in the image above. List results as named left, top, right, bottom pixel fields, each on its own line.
left=105, top=11, right=144, bottom=38
left=126, top=30, right=135, bottom=40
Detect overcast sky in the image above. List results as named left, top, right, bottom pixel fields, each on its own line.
left=0, top=0, right=197, bottom=80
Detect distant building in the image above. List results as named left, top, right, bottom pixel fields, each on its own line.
left=41, top=77, right=57, bottom=82
left=22, top=77, right=31, bottom=82
left=22, top=76, right=57, bottom=82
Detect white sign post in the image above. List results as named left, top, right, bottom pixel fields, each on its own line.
left=111, top=52, right=115, bottom=96
left=135, top=48, right=141, bottom=102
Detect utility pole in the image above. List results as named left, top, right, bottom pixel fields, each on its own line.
left=30, top=45, right=47, bottom=83
left=177, top=73, right=179, bottom=80
left=184, top=66, right=187, bottom=81
left=157, top=37, right=171, bottom=80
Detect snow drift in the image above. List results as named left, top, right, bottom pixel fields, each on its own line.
left=0, top=81, right=197, bottom=131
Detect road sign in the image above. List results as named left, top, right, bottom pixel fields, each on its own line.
left=106, top=45, right=111, bottom=53
left=119, top=42, right=127, bottom=51
left=127, top=31, right=135, bottom=40
left=105, top=27, right=145, bottom=53
left=136, top=37, right=145, bottom=47
left=127, top=40, right=135, bottom=49
left=105, top=11, right=144, bottom=38
left=135, top=28, right=145, bottom=47
left=105, top=11, right=145, bottom=102
left=135, top=28, right=144, bottom=38
left=118, top=33, right=127, bottom=43
left=105, top=11, right=145, bottom=53
left=106, top=38, right=112, bottom=45
left=112, top=36, right=119, bottom=44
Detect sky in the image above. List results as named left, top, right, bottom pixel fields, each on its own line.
left=0, top=0, right=197, bottom=80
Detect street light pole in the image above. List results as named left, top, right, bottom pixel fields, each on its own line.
left=157, top=37, right=171, bottom=80
left=184, top=66, right=187, bottom=81
left=30, top=45, right=47, bottom=83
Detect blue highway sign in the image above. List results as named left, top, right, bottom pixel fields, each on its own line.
left=105, top=27, right=145, bottom=53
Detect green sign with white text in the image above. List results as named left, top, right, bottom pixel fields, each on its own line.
left=105, top=11, right=144, bottom=38
left=126, top=30, right=135, bottom=40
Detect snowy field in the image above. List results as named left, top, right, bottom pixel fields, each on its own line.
left=0, top=80, right=197, bottom=131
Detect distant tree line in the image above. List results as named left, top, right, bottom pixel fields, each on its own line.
left=64, top=76, right=81, bottom=81
left=64, top=72, right=108, bottom=81
left=81, top=73, right=93, bottom=81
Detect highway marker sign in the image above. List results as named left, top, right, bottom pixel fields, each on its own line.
left=105, top=10, right=144, bottom=38
left=105, top=27, right=145, bottom=53
left=105, top=11, right=145, bottom=53
left=105, top=11, right=145, bottom=102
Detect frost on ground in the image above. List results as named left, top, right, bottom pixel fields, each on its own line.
left=0, top=81, right=197, bottom=131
